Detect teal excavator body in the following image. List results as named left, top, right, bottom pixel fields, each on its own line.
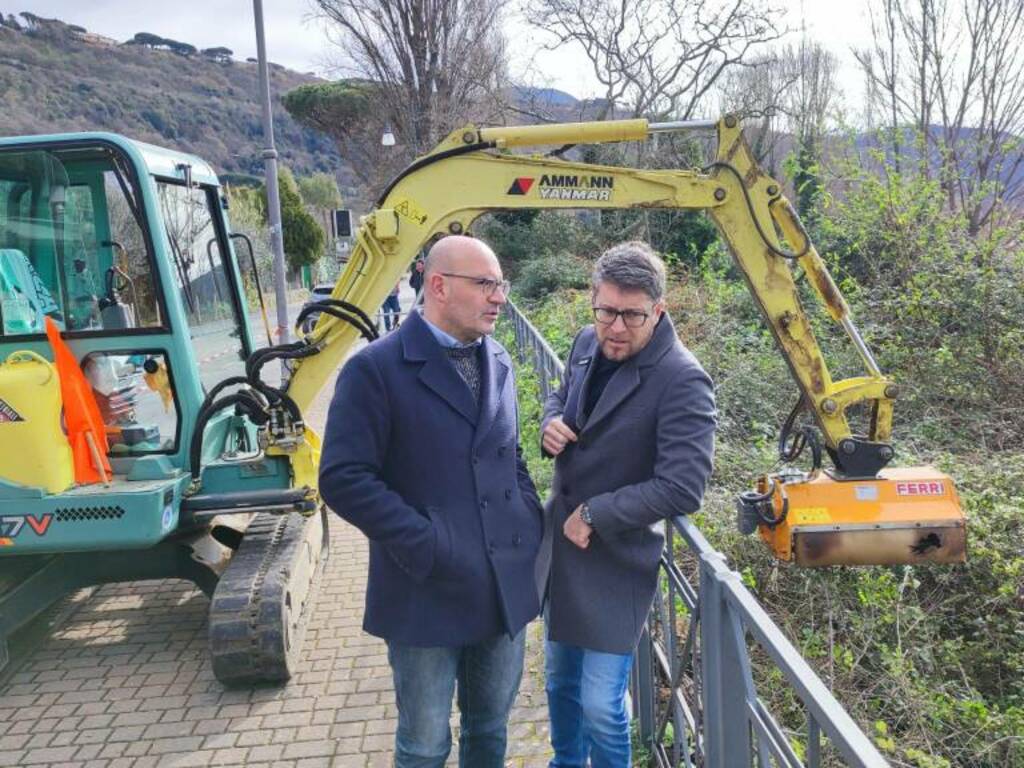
left=0, top=133, right=326, bottom=684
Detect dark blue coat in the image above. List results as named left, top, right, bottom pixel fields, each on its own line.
left=319, top=310, right=544, bottom=646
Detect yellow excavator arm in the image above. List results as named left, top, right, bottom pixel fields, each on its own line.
left=283, top=115, right=966, bottom=567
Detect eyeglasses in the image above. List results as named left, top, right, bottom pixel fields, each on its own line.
left=592, top=306, right=651, bottom=328
left=441, top=273, right=511, bottom=297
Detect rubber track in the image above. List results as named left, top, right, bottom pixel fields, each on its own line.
left=207, top=511, right=322, bottom=685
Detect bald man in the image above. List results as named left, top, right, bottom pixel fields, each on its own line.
left=320, top=236, right=544, bottom=767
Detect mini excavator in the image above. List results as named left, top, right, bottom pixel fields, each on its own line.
left=0, top=116, right=964, bottom=681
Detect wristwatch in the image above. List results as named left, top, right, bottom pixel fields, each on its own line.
left=579, top=502, right=593, bottom=526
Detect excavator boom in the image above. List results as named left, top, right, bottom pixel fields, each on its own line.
left=286, top=115, right=965, bottom=567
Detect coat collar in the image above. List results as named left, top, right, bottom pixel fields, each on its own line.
left=401, top=310, right=509, bottom=431
left=577, top=312, right=678, bottom=433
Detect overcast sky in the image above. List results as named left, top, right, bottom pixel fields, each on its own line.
left=14, top=0, right=877, bottom=118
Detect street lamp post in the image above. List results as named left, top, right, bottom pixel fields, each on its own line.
left=253, top=0, right=290, bottom=347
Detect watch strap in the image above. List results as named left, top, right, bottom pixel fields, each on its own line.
left=580, top=503, right=593, bottom=525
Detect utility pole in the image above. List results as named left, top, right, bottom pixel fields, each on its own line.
left=253, top=0, right=290, bottom=345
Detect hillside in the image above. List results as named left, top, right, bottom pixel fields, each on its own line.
left=0, top=16, right=351, bottom=190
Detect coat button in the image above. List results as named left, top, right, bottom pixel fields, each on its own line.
left=480, top=500, right=488, bottom=509
left=514, top=534, right=522, bottom=547
left=488, top=542, right=496, bottom=555
left=504, top=489, right=513, bottom=500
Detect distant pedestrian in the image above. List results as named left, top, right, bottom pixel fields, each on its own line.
left=409, top=258, right=425, bottom=296
left=382, top=281, right=401, bottom=332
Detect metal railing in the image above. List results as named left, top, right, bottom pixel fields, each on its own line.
left=504, top=299, right=888, bottom=768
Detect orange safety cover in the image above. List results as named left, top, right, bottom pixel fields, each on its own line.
left=44, top=317, right=112, bottom=483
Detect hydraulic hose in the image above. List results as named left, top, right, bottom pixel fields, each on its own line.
left=189, top=391, right=269, bottom=480
left=703, top=161, right=811, bottom=261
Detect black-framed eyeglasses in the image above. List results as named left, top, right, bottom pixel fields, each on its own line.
left=441, top=273, right=511, bottom=297
left=592, top=306, right=651, bottom=328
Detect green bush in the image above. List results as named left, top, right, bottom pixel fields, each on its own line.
left=814, top=155, right=1024, bottom=452
left=475, top=210, right=604, bottom=278
left=515, top=253, right=591, bottom=301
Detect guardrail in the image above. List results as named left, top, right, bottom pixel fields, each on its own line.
left=504, top=298, right=889, bottom=768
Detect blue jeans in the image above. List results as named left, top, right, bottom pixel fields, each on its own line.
left=382, top=294, right=402, bottom=331
left=546, top=639, right=633, bottom=768
left=387, top=630, right=525, bottom=768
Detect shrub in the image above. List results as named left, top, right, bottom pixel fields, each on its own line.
left=815, top=157, right=1024, bottom=451
left=515, top=253, right=590, bottom=301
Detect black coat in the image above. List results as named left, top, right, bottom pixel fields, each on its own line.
left=538, top=314, right=716, bottom=653
left=319, top=310, right=544, bottom=646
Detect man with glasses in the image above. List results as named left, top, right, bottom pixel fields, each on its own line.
left=537, top=241, right=716, bottom=767
left=319, top=234, right=543, bottom=767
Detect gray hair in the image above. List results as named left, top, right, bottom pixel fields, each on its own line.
left=591, top=241, right=666, bottom=301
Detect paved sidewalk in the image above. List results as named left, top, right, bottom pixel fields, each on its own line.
left=0, top=350, right=554, bottom=767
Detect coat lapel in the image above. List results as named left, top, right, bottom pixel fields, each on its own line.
left=581, top=362, right=640, bottom=434
left=473, top=336, right=509, bottom=449
left=563, top=334, right=598, bottom=433
left=402, top=312, right=478, bottom=425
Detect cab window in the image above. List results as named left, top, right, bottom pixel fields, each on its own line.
left=0, top=146, right=164, bottom=336
left=155, top=180, right=252, bottom=390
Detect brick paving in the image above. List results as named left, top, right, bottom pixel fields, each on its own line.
left=0, top=315, right=554, bottom=767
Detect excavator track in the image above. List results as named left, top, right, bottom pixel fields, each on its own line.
left=208, top=507, right=328, bottom=686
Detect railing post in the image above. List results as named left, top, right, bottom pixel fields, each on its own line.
left=700, top=553, right=753, bottom=768
left=634, top=625, right=655, bottom=747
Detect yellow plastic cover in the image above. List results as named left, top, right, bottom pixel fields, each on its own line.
left=0, top=350, right=74, bottom=493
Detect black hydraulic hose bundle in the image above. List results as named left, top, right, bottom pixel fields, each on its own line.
left=737, top=478, right=789, bottom=529
left=702, top=160, right=812, bottom=262
left=188, top=345, right=313, bottom=480
left=375, top=142, right=497, bottom=207
left=778, top=397, right=823, bottom=471
left=189, top=301, right=381, bottom=482
left=737, top=397, right=825, bottom=533
left=189, top=390, right=269, bottom=480
left=295, top=298, right=379, bottom=342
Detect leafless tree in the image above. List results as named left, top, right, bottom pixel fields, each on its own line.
left=785, top=41, right=839, bottom=148
left=523, top=0, right=785, bottom=120
left=718, top=40, right=838, bottom=177
left=855, top=0, right=1024, bottom=233
left=313, top=0, right=510, bottom=156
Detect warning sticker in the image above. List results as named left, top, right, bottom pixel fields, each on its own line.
left=0, top=398, right=24, bottom=423
left=792, top=507, right=830, bottom=524
left=394, top=198, right=428, bottom=225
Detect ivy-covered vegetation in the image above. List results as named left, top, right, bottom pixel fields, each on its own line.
left=492, top=146, right=1024, bottom=766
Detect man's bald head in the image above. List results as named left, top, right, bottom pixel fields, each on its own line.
left=424, top=235, right=498, bottom=278
left=420, top=234, right=506, bottom=343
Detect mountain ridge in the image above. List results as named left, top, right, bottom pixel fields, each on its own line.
left=0, top=15, right=349, bottom=190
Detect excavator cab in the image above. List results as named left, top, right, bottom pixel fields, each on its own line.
left=0, top=134, right=325, bottom=683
